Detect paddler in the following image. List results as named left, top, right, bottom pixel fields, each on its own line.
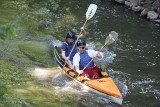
left=73, top=40, right=103, bottom=79
left=61, top=27, right=85, bottom=69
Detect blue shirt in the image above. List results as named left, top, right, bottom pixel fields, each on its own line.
left=61, top=36, right=78, bottom=61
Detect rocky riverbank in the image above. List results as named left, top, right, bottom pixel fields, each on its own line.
left=112, top=0, right=160, bottom=24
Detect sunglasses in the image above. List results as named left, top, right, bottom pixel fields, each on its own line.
left=79, top=46, right=85, bottom=49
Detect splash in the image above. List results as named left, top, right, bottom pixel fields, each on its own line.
left=29, top=67, right=60, bottom=80
left=50, top=37, right=62, bottom=48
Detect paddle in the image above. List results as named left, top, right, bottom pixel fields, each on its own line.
left=68, top=31, right=119, bottom=87
left=83, top=31, right=119, bottom=70
left=62, top=4, right=97, bottom=70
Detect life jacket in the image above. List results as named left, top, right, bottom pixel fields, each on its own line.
left=79, top=50, right=94, bottom=70
left=63, top=41, right=77, bottom=61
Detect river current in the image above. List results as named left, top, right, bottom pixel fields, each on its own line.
left=55, top=1, right=160, bottom=107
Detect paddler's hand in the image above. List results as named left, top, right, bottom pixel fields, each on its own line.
left=65, top=57, right=70, bottom=62
left=94, top=53, right=103, bottom=59
left=80, top=27, right=84, bottom=31
left=77, top=69, right=83, bottom=74
left=79, top=27, right=86, bottom=37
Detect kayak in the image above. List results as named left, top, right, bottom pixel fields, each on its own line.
left=52, top=46, right=123, bottom=105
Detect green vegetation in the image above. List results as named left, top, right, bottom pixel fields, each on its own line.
left=0, top=0, right=81, bottom=106
left=0, top=37, right=78, bottom=106
left=0, top=23, right=20, bottom=39
left=19, top=41, right=53, bottom=67
left=0, top=81, right=7, bottom=98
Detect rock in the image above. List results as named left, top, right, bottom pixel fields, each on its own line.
left=143, top=0, right=154, bottom=4
left=152, top=0, right=160, bottom=10
left=132, top=6, right=143, bottom=12
left=126, top=0, right=141, bottom=7
left=153, top=19, right=160, bottom=23
left=140, top=4, right=151, bottom=16
left=140, top=9, right=149, bottom=16
left=125, top=1, right=131, bottom=7
left=147, top=11, right=159, bottom=20
left=158, top=7, right=160, bottom=14
left=115, top=0, right=125, bottom=4
left=110, top=0, right=160, bottom=24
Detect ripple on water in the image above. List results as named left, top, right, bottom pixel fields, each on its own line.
left=111, top=70, right=160, bottom=103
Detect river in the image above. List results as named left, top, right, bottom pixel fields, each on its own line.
left=95, top=1, right=160, bottom=107
left=51, top=1, right=160, bottom=107
left=1, top=0, right=160, bottom=107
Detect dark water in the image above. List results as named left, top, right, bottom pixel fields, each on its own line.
left=58, top=1, right=160, bottom=107
left=92, top=1, right=160, bottom=107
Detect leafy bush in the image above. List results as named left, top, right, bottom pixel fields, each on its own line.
left=0, top=81, right=7, bottom=98
left=0, top=23, right=20, bottom=39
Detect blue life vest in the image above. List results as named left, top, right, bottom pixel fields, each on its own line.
left=62, top=42, right=77, bottom=61
left=79, top=50, right=94, bottom=70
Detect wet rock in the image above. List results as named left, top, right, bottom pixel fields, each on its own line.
left=113, top=0, right=160, bottom=23
left=158, top=7, right=160, bottom=14
left=147, top=11, right=159, bottom=19
left=140, top=4, right=151, bottom=16
left=152, top=0, right=160, bottom=10
left=152, top=19, right=160, bottom=22
left=125, top=0, right=142, bottom=9
left=132, top=6, right=143, bottom=12
left=126, top=0, right=141, bottom=7
left=125, top=1, right=131, bottom=7
left=115, top=0, right=125, bottom=4
left=143, top=0, right=154, bottom=4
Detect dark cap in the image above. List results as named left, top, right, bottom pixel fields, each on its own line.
left=77, top=39, right=86, bottom=47
left=66, top=31, right=75, bottom=39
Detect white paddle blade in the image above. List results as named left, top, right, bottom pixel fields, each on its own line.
left=86, top=4, right=97, bottom=20
left=105, top=31, right=119, bottom=45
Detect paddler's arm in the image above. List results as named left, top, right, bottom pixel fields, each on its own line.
left=61, top=50, right=69, bottom=62
left=95, top=52, right=103, bottom=59
left=61, top=50, right=73, bottom=69
left=61, top=43, right=69, bottom=61
left=73, top=53, right=83, bottom=74
left=87, top=50, right=104, bottom=60
left=74, top=66, right=83, bottom=74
